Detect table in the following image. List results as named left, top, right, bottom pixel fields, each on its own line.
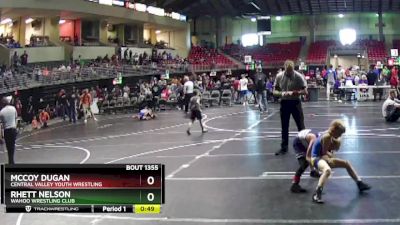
left=338, top=85, right=391, bottom=100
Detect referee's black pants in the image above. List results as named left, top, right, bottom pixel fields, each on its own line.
left=280, top=100, right=305, bottom=151
left=184, top=93, right=194, bottom=113
left=4, top=128, right=17, bottom=164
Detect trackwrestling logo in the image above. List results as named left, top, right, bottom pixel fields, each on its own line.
left=25, top=205, right=32, bottom=212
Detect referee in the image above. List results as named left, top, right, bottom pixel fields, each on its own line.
left=0, top=96, right=18, bottom=164
left=183, top=75, right=194, bottom=113
left=274, top=60, right=307, bottom=155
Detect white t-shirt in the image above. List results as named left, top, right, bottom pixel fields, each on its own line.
left=297, top=129, right=312, bottom=148
left=0, top=105, right=17, bottom=129
left=239, top=78, right=248, bottom=91
left=382, top=98, right=400, bottom=118
left=184, top=81, right=194, bottom=94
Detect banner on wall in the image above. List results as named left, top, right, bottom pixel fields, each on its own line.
left=244, top=55, right=252, bottom=63
left=391, top=49, right=399, bottom=57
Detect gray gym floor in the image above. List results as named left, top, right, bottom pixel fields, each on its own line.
left=2, top=100, right=400, bottom=225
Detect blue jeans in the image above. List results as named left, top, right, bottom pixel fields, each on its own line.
left=257, top=90, right=268, bottom=112
left=69, top=107, right=76, bottom=123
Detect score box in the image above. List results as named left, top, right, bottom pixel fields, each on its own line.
left=1, top=164, right=165, bottom=213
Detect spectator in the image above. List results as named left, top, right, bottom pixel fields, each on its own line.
left=239, top=74, right=249, bottom=106
left=103, top=54, right=110, bottom=63
left=12, top=52, right=19, bottom=67
left=161, top=85, right=172, bottom=101
left=374, top=73, right=386, bottom=101
left=390, top=66, right=399, bottom=89
left=254, top=68, right=268, bottom=113
left=31, top=115, right=40, bottom=130
left=382, top=65, right=390, bottom=82
left=39, top=109, right=50, bottom=128
left=123, top=85, right=130, bottom=99
left=266, top=76, right=275, bottom=102
left=124, top=48, right=128, bottom=60
left=68, top=89, right=77, bottom=123
left=20, top=50, right=28, bottom=65
left=366, top=65, right=377, bottom=86
left=326, top=65, right=336, bottom=100
left=382, top=89, right=400, bottom=122
left=58, top=89, right=69, bottom=121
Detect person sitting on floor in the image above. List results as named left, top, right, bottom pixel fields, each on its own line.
left=133, top=106, right=156, bottom=121
left=31, top=116, right=40, bottom=130
left=382, top=89, right=400, bottom=122
left=39, top=109, right=50, bottom=128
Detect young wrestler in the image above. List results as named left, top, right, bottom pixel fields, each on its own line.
left=187, top=91, right=207, bottom=135
left=39, top=109, right=50, bottom=128
left=290, top=129, right=320, bottom=193
left=309, top=120, right=371, bottom=203
left=133, top=106, right=156, bottom=120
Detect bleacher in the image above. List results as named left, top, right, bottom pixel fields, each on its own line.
left=306, top=40, right=336, bottom=65
left=188, top=46, right=234, bottom=66
left=306, top=39, right=387, bottom=64
left=223, top=42, right=301, bottom=66
left=361, top=40, right=387, bottom=61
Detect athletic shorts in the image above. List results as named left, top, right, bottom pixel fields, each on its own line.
left=190, top=110, right=202, bottom=121
left=311, top=156, right=334, bottom=170
left=139, top=112, right=145, bottom=120
left=311, top=157, right=321, bottom=170
left=292, top=137, right=307, bottom=159
left=240, top=90, right=248, bottom=96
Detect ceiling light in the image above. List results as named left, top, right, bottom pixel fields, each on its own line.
left=251, top=17, right=256, bottom=22
left=25, top=18, right=34, bottom=24
left=0, top=18, right=12, bottom=25
left=276, top=16, right=282, bottom=21
left=155, top=30, right=161, bottom=34
left=338, top=14, right=344, bottom=18
left=59, top=20, right=66, bottom=24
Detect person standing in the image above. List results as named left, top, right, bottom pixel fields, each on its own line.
left=239, top=74, right=249, bottom=106
left=183, top=76, right=194, bottom=113
left=274, top=60, right=307, bottom=155
left=382, top=65, right=390, bottom=83
left=12, top=52, right=19, bottom=68
left=326, top=65, right=336, bottom=100
left=58, top=89, right=69, bottom=121
left=20, top=50, right=28, bottom=66
left=68, top=89, right=78, bottom=123
left=80, top=89, right=97, bottom=123
left=254, top=68, right=268, bottom=113
left=0, top=96, right=18, bottom=164
left=374, top=74, right=386, bottom=101
left=366, top=65, right=378, bottom=86
left=390, top=66, right=399, bottom=90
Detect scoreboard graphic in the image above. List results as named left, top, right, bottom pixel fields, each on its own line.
left=0, top=164, right=165, bottom=213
